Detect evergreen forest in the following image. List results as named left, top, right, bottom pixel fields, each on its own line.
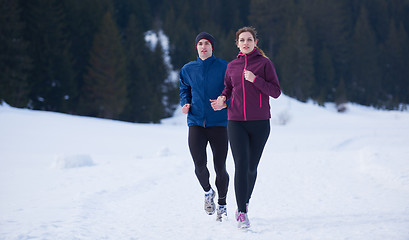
left=1, top=0, right=409, bottom=123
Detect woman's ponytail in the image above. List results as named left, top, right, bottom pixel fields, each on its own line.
left=255, top=46, right=268, bottom=59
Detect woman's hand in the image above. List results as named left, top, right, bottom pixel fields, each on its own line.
left=210, top=96, right=227, bottom=111
left=244, top=69, right=256, bottom=83
left=182, top=103, right=191, bottom=114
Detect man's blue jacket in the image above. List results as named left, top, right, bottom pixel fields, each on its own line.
left=179, top=54, right=228, bottom=127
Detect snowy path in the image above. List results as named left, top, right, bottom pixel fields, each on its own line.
left=1, top=97, right=409, bottom=239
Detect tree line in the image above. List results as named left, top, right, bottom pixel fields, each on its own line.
left=1, top=0, right=408, bottom=124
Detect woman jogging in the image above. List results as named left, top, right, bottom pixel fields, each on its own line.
left=211, top=26, right=281, bottom=228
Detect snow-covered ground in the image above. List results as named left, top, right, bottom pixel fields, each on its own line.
left=1, top=95, right=409, bottom=240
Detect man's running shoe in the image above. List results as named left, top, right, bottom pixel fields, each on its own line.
left=204, top=189, right=215, bottom=215
left=216, top=205, right=227, bottom=222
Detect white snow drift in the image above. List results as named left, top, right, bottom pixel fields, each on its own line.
left=1, top=95, right=409, bottom=240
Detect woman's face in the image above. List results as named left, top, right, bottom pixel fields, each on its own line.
left=237, top=31, right=257, bottom=54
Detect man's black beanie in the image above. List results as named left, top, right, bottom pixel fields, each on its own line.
left=195, top=32, right=215, bottom=49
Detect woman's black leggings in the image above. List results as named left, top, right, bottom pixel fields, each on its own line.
left=227, top=120, right=270, bottom=213
left=188, top=126, right=229, bottom=205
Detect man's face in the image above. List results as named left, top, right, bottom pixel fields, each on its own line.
left=197, top=39, right=213, bottom=60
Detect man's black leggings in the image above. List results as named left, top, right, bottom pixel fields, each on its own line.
left=188, top=126, right=229, bottom=205
left=227, top=120, right=270, bottom=213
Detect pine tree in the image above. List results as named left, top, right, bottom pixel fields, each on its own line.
left=216, top=29, right=237, bottom=62
left=397, top=23, right=409, bottom=105
left=4, top=0, right=407, bottom=115
left=364, top=0, right=389, bottom=43
left=249, top=0, right=296, bottom=58
left=21, top=0, right=75, bottom=112
left=351, top=5, right=382, bottom=106
left=148, top=38, right=169, bottom=123
left=162, top=0, right=195, bottom=69
left=0, top=0, right=31, bottom=107
left=61, top=0, right=114, bottom=113
left=121, top=14, right=153, bottom=122
left=277, top=17, right=315, bottom=102
left=112, top=0, right=151, bottom=31
left=335, top=77, right=347, bottom=112
left=315, top=47, right=335, bottom=105
left=301, top=0, right=350, bottom=103
left=80, top=11, right=127, bottom=119
left=383, top=20, right=409, bottom=108
left=23, top=0, right=76, bottom=112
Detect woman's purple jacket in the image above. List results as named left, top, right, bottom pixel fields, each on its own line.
left=221, top=48, right=281, bottom=121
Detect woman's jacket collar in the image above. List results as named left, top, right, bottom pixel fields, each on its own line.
left=237, top=48, right=259, bottom=58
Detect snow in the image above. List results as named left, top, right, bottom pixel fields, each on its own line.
left=145, top=30, right=172, bottom=68
left=144, top=29, right=178, bottom=89
left=51, top=155, right=95, bottom=169
left=1, top=95, right=409, bottom=239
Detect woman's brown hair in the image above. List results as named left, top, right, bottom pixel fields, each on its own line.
left=235, top=26, right=268, bottom=58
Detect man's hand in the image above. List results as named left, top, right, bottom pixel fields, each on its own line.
left=182, top=104, right=191, bottom=114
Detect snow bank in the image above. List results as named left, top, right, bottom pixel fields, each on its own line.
left=1, top=94, right=409, bottom=239
left=51, top=154, right=95, bottom=169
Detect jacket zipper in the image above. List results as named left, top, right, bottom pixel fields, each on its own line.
left=242, top=55, right=248, bottom=120
left=203, top=62, right=208, bottom=127
left=260, top=93, right=262, bottom=108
